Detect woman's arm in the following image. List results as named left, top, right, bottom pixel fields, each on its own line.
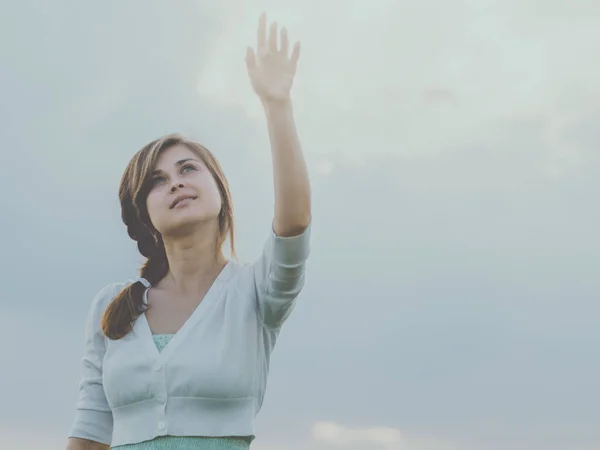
left=246, top=14, right=311, bottom=237
left=66, top=437, right=109, bottom=450
left=263, top=99, right=311, bottom=237
left=68, top=285, right=115, bottom=447
left=246, top=14, right=312, bottom=329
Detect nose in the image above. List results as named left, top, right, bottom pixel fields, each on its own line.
left=170, top=182, right=184, bottom=193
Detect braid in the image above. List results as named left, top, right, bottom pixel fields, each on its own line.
left=101, top=194, right=169, bottom=340
left=139, top=233, right=169, bottom=287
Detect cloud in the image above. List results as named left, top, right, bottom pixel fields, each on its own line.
left=0, top=427, right=65, bottom=450
left=316, top=159, right=335, bottom=175
left=312, top=421, right=403, bottom=448
left=195, top=0, right=600, bottom=168
left=311, top=421, right=462, bottom=450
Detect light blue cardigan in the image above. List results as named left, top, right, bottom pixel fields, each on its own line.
left=113, top=334, right=251, bottom=450
left=68, top=224, right=311, bottom=447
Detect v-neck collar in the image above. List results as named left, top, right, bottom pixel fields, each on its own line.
left=133, top=261, right=234, bottom=363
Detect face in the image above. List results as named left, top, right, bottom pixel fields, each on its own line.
left=145, top=144, right=222, bottom=237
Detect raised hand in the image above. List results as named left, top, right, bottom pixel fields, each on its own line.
left=246, top=13, right=300, bottom=103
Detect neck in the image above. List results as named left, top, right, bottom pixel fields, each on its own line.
left=161, top=221, right=227, bottom=296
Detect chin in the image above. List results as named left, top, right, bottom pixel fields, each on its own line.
left=162, top=212, right=219, bottom=237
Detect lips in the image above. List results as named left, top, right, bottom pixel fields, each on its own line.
left=170, top=195, right=198, bottom=209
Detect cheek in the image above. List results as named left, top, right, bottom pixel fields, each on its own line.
left=196, top=175, right=221, bottom=209
left=206, top=182, right=223, bottom=211
left=145, top=194, right=162, bottom=224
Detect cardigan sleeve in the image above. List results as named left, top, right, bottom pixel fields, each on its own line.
left=68, top=284, right=116, bottom=445
left=251, top=222, right=311, bottom=329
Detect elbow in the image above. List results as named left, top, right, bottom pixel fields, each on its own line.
left=274, top=195, right=311, bottom=237
left=273, top=214, right=311, bottom=237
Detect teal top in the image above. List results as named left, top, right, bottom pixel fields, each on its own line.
left=111, top=334, right=251, bottom=450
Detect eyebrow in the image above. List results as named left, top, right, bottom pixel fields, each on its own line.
left=152, top=158, right=201, bottom=175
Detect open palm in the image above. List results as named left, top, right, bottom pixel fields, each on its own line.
left=246, top=14, right=300, bottom=103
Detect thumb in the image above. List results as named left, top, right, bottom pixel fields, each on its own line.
left=245, top=47, right=257, bottom=70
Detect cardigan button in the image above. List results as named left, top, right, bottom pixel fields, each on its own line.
left=153, top=363, right=162, bottom=371
left=158, top=421, right=166, bottom=431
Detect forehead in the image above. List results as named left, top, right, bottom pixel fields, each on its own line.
left=154, top=144, right=205, bottom=170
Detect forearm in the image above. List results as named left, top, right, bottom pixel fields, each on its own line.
left=263, top=99, right=311, bottom=237
left=66, top=437, right=109, bottom=450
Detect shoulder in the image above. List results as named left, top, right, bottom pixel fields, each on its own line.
left=88, top=280, right=136, bottom=318
left=226, top=260, right=255, bottom=285
left=223, top=260, right=262, bottom=300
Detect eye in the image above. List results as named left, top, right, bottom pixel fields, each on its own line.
left=181, top=164, right=197, bottom=173
left=151, top=176, right=166, bottom=186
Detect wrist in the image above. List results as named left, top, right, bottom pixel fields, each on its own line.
left=261, top=96, right=293, bottom=113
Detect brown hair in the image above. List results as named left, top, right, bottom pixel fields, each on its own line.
left=101, top=134, right=235, bottom=340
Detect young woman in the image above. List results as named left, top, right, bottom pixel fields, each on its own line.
left=66, top=14, right=311, bottom=450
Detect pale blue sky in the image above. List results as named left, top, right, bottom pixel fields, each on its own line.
left=1, top=1, right=599, bottom=449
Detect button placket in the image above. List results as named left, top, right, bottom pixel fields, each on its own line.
left=154, top=359, right=168, bottom=433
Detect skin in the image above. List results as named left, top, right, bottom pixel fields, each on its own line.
left=142, top=145, right=229, bottom=333
left=145, top=145, right=227, bottom=300
left=67, top=13, right=310, bottom=449
left=66, top=438, right=108, bottom=450
left=246, top=14, right=311, bottom=237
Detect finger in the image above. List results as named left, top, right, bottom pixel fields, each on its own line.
left=290, top=41, right=301, bottom=72
left=257, top=13, right=267, bottom=57
left=245, top=47, right=256, bottom=71
left=280, top=27, right=289, bottom=57
left=269, top=21, right=278, bottom=53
